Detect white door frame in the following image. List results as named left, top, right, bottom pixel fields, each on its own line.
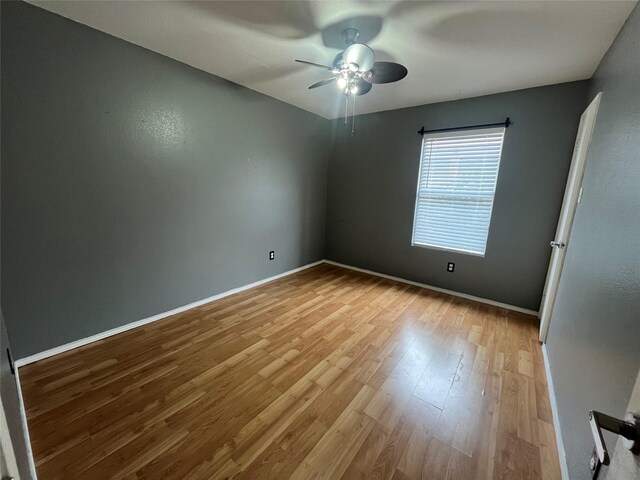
left=539, top=92, right=602, bottom=343
left=1, top=396, right=21, bottom=479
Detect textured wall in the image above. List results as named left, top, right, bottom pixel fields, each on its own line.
left=326, top=82, right=589, bottom=311
left=545, top=5, right=640, bottom=479
left=1, top=1, right=330, bottom=358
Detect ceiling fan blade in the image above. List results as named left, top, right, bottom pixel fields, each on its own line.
left=364, top=62, right=408, bottom=84
left=355, top=79, right=372, bottom=95
left=308, top=78, right=336, bottom=89
left=295, top=59, right=334, bottom=71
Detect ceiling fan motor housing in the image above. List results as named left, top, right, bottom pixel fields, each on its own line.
left=341, top=28, right=360, bottom=46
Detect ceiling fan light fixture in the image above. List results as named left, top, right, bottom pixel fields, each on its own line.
left=343, top=43, right=375, bottom=72
left=295, top=28, right=408, bottom=134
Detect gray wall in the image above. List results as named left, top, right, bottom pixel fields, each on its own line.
left=1, top=1, right=330, bottom=359
left=545, top=5, right=640, bottom=479
left=325, top=82, right=589, bottom=311
left=1, top=314, right=33, bottom=479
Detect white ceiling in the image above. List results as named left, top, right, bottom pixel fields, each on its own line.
left=28, top=1, right=636, bottom=119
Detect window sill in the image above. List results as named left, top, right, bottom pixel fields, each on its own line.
left=411, top=242, right=485, bottom=258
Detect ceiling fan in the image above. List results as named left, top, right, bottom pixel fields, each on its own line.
left=295, top=28, right=408, bottom=98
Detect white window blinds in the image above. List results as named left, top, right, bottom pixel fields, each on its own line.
left=412, top=127, right=505, bottom=256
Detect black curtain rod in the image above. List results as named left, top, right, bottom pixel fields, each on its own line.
left=418, top=117, right=511, bottom=135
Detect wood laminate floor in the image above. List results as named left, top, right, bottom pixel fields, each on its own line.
left=20, top=263, right=561, bottom=479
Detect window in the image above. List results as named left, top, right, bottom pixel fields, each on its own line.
left=411, top=127, right=505, bottom=256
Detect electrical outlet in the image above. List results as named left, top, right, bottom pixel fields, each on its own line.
left=269, top=251, right=275, bottom=261
left=447, top=262, right=455, bottom=273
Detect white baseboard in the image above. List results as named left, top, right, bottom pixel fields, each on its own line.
left=542, top=344, right=570, bottom=480
left=14, top=260, right=323, bottom=368
left=323, top=259, right=539, bottom=316
left=16, top=258, right=537, bottom=368
left=14, top=367, right=38, bottom=479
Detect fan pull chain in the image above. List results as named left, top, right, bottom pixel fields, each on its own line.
left=351, top=93, right=356, bottom=136
left=344, top=93, right=349, bottom=125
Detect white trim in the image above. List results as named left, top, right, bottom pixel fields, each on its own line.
left=14, top=258, right=538, bottom=367
left=13, top=367, right=38, bottom=479
left=0, top=396, right=21, bottom=479
left=323, top=260, right=538, bottom=316
left=14, top=261, right=323, bottom=367
left=542, top=344, right=569, bottom=480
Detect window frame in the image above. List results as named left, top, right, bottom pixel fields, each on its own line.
left=410, top=126, right=506, bottom=257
